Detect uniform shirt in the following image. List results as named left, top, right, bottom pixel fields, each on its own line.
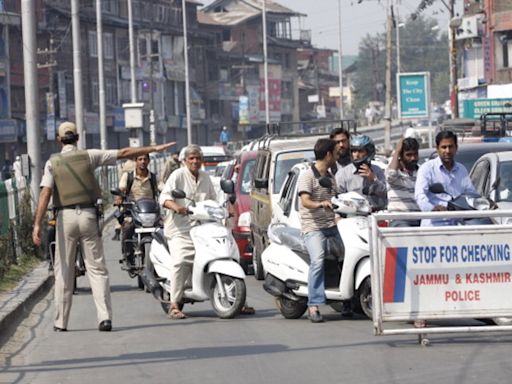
left=386, top=167, right=420, bottom=212
left=297, top=166, right=339, bottom=233
left=159, top=166, right=216, bottom=238
left=335, top=163, right=388, bottom=210
left=40, top=144, right=118, bottom=189
left=415, top=156, right=476, bottom=226
left=119, top=171, right=154, bottom=201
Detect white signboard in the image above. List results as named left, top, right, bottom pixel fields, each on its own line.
left=375, top=225, right=512, bottom=321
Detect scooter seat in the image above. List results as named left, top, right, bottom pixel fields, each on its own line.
left=152, top=228, right=170, bottom=254
left=273, top=226, right=308, bottom=255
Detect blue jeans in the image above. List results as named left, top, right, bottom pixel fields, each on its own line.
left=303, top=226, right=340, bottom=306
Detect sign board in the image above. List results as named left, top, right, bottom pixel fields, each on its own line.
left=113, top=107, right=127, bottom=133
left=0, top=119, right=17, bottom=143
left=308, top=94, right=319, bottom=103
left=129, top=137, right=140, bottom=147
left=397, top=72, right=430, bottom=119
left=462, top=98, right=512, bottom=119
left=123, top=102, right=145, bottom=129
left=238, top=95, right=249, bottom=125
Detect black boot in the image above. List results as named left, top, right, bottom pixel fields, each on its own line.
left=111, top=228, right=120, bottom=241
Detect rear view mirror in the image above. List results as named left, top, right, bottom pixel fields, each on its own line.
left=221, top=179, right=235, bottom=194
left=429, top=183, right=446, bottom=194
left=229, top=194, right=236, bottom=205
left=111, top=188, right=122, bottom=196
left=171, top=189, right=186, bottom=199
left=254, top=178, right=269, bottom=189
left=319, top=176, right=332, bottom=189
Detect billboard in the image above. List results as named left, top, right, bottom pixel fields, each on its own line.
left=397, top=72, right=430, bottom=119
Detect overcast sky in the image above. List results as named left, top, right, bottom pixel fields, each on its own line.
left=200, top=0, right=462, bottom=55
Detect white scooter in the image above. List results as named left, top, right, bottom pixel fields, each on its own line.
left=141, top=180, right=247, bottom=319
left=262, top=191, right=373, bottom=319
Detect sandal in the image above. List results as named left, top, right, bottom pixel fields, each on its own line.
left=168, top=308, right=187, bottom=320
left=240, top=305, right=256, bottom=315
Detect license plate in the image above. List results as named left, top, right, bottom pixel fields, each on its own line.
left=135, top=227, right=158, bottom=233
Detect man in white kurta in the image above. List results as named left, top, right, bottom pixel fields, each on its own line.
left=159, top=144, right=216, bottom=319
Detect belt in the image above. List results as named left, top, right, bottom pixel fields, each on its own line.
left=59, top=204, right=96, bottom=210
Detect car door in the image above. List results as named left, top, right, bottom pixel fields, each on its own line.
left=273, top=169, right=299, bottom=226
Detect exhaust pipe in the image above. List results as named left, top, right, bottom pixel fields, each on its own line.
left=140, top=268, right=163, bottom=300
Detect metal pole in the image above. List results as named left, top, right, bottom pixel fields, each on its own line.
left=71, top=0, right=85, bottom=149
left=21, top=0, right=41, bottom=205
left=395, top=0, right=401, bottom=72
left=182, top=0, right=192, bottom=144
left=96, top=0, right=107, bottom=150
left=384, top=0, right=392, bottom=152
left=128, top=0, right=136, bottom=103
left=337, top=0, right=344, bottom=119
left=449, top=0, right=459, bottom=118
left=262, top=1, right=270, bottom=125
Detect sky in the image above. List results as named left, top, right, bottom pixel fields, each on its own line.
left=200, top=0, right=463, bottom=56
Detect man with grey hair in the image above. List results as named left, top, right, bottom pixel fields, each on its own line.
left=159, top=144, right=216, bottom=319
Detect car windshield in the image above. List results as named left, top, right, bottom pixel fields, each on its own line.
left=497, top=161, right=512, bottom=202
left=240, top=159, right=256, bottom=194
left=274, top=150, right=315, bottom=193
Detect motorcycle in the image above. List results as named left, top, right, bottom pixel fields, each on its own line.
left=140, top=179, right=247, bottom=319
left=262, top=190, right=373, bottom=319
left=47, top=209, right=86, bottom=294
left=111, top=189, right=161, bottom=290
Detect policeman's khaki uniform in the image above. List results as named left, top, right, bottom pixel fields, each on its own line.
left=41, top=144, right=118, bottom=329
left=159, top=167, right=216, bottom=303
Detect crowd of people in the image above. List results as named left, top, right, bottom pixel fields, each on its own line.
left=32, top=119, right=475, bottom=331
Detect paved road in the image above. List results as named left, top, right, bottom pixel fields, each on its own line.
left=2, top=222, right=512, bottom=384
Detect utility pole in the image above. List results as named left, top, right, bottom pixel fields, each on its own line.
left=384, top=0, right=393, bottom=152
left=395, top=0, right=401, bottom=73
left=71, top=0, right=85, bottom=149
left=448, top=0, right=459, bottom=118
left=181, top=0, right=192, bottom=144
left=337, top=0, right=344, bottom=119
left=96, top=0, right=107, bottom=150
left=262, top=0, right=270, bottom=125
left=37, top=38, right=57, bottom=141
left=21, top=0, right=41, bottom=205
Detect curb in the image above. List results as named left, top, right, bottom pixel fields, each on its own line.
left=0, top=207, right=117, bottom=346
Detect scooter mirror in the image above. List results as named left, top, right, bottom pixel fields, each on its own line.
left=221, top=179, right=235, bottom=194
left=429, top=183, right=445, bottom=194
left=228, top=194, right=236, bottom=205
left=111, top=188, right=122, bottom=196
left=171, top=189, right=187, bottom=199
left=319, top=176, right=332, bottom=189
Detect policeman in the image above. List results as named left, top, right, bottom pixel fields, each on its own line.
left=32, top=121, right=175, bottom=332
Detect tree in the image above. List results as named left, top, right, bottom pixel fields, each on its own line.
left=352, top=16, right=449, bottom=112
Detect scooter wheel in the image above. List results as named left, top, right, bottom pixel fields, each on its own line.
left=210, top=275, right=246, bottom=319
left=275, top=297, right=307, bottom=319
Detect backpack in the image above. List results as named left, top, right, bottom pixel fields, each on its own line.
left=126, top=171, right=158, bottom=199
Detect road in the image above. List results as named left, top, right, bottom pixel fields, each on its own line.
left=1, top=222, right=512, bottom=384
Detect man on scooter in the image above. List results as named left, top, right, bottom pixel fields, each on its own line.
left=297, top=138, right=342, bottom=323
left=117, top=154, right=158, bottom=268
left=159, top=144, right=217, bottom=319
left=335, top=134, right=387, bottom=211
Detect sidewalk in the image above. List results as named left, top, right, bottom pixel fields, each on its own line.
left=0, top=207, right=117, bottom=346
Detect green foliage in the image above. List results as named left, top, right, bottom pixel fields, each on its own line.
left=16, top=189, right=40, bottom=259
left=352, top=15, right=449, bottom=110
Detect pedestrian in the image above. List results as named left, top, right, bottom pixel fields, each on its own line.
left=159, top=144, right=216, bottom=319
left=158, top=150, right=181, bottom=191
left=415, top=130, right=476, bottom=227
left=118, top=153, right=158, bottom=268
left=297, top=138, right=341, bottom=323
left=32, top=121, right=175, bottom=332
left=335, top=134, right=387, bottom=211
left=329, top=127, right=351, bottom=174
left=386, top=137, right=421, bottom=227
left=220, top=126, right=230, bottom=153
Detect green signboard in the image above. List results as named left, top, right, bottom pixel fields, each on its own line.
left=461, top=98, right=512, bottom=119
left=397, top=72, right=430, bottom=119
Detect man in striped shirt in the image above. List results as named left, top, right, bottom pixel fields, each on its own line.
left=297, top=138, right=341, bottom=323
left=386, top=137, right=420, bottom=227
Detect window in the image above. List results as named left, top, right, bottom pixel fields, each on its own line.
left=104, top=33, right=114, bottom=60
left=106, top=78, right=117, bottom=105
left=91, top=81, right=98, bottom=106
left=240, top=159, right=256, bottom=194
left=278, top=170, right=298, bottom=217
left=274, top=151, right=315, bottom=193
left=470, top=159, right=490, bottom=195
left=89, top=31, right=97, bottom=57
left=222, top=29, right=231, bottom=42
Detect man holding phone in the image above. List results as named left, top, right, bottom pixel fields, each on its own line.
left=335, top=134, right=387, bottom=211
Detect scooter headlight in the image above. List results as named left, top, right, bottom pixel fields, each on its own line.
left=206, top=206, right=227, bottom=220
left=138, top=213, right=159, bottom=227
left=467, top=197, right=491, bottom=211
